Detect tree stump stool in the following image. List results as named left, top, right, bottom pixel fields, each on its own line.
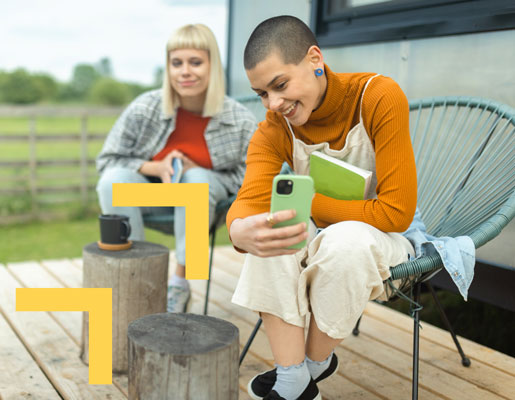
left=128, top=313, right=239, bottom=400
left=81, top=241, right=169, bottom=373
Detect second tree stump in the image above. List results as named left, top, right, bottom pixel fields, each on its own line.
left=128, top=313, right=239, bottom=400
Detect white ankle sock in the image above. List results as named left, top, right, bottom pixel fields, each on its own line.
left=168, top=274, right=189, bottom=289
left=306, top=352, right=332, bottom=380
left=272, top=360, right=310, bottom=400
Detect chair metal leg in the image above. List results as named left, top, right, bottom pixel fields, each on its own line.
left=352, top=315, right=362, bottom=336
left=239, top=318, right=263, bottom=366
left=203, top=227, right=217, bottom=315
left=426, top=282, right=471, bottom=367
left=412, top=282, right=421, bottom=400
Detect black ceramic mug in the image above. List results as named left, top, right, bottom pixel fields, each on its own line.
left=99, top=214, right=131, bottom=244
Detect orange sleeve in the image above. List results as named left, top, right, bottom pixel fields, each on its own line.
left=226, top=113, right=293, bottom=231
left=311, top=77, right=417, bottom=232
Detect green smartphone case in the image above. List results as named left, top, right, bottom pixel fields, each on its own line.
left=270, top=174, right=315, bottom=249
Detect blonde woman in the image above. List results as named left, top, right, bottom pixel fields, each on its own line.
left=96, top=24, right=257, bottom=312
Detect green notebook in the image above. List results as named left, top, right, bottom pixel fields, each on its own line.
left=309, top=151, right=372, bottom=200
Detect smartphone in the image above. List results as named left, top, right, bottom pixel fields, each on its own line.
left=171, top=158, right=183, bottom=183
left=270, top=174, right=314, bottom=249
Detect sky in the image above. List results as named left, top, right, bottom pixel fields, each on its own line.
left=0, top=0, right=227, bottom=85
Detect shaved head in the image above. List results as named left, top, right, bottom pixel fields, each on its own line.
left=244, top=15, right=318, bottom=70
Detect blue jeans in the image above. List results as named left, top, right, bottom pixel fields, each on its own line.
left=96, top=166, right=229, bottom=265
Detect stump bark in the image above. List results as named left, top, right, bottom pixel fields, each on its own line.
left=81, top=241, right=169, bottom=373
left=128, top=313, right=239, bottom=400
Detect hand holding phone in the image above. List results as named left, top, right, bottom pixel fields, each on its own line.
left=270, top=174, right=314, bottom=249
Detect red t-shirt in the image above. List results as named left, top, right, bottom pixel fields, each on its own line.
left=153, top=107, right=213, bottom=169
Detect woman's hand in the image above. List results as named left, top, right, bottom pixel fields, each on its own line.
left=229, top=210, right=308, bottom=257
left=163, top=150, right=199, bottom=178
left=159, top=151, right=181, bottom=183
left=137, top=150, right=183, bottom=183
left=180, top=153, right=200, bottom=173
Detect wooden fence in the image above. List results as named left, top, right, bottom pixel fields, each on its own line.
left=0, top=97, right=264, bottom=225
left=0, top=105, right=123, bottom=224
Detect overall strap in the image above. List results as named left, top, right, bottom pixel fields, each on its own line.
left=360, top=74, right=381, bottom=123
left=284, top=117, right=296, bottom=141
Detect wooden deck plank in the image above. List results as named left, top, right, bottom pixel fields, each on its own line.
left=334, top=346, right=441, bottom=400
left=340, top=324, right=498, bottom=400
left=71, top=257, right=83, bottom=268
left=41, top=259, right=83, bottom=288
left=214, top=246, right=246, bottom=273
left=0, top=266, right=126, bottom=399
left=25, top=258, right=130, bottom=397
left=365, top=302, right=515, bottom=375
left=358, top=310, right=515, bottom=399
left=7, top=261, right=82, bottom=344
left=212, top=246, right=244, bottom=279
left=0, top=306, right=60, bottom=400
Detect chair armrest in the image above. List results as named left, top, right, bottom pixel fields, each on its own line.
left=469, top=196, right=515, bottom=248
left=389, top=254, right=443, bottom=281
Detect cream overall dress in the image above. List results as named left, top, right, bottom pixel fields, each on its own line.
left=232, top=75, right=415, bottom=339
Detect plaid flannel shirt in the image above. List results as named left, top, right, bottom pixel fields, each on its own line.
left=96, top=89, right=257, bottom=194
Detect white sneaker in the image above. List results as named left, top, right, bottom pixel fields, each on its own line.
left=167, top=285, right=191, bottom=313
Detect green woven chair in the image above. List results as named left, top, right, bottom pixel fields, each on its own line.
left=237, top=96, right=515, bottom=399
left=143, top=194, right=236, bottom=315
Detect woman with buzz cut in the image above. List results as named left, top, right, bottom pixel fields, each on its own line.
left=227, top=15, right=417, bottom=400
left=96, top=24, right=257, bottom=314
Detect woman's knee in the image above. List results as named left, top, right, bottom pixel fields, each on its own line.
left=182, top=167, right=227, bottom=207
left=181, top=167, right=210, bottom=183
left=313, top=221, right=379, bottom=260
left=98, top=167, right=142, bottom=187
left=97, top=167, right=146, bottom=194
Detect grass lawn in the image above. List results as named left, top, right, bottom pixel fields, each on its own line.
left=0, top=217, right=231, bottom=264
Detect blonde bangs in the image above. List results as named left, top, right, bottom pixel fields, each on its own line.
left=167, top=25, right=210, bottom=53
left=162, top=24, right=225, bottom=118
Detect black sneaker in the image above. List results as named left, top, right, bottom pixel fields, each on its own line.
left=263, top=378, right=321, bottom=400
left=247, top=354, right=338, bottom=399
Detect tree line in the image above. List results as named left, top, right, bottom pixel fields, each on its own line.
left=0, top=57, right=164, bottom=106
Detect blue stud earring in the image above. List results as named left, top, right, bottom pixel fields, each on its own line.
left=315, top=68, right=324, bottom=76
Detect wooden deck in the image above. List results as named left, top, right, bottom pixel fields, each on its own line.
left=1, top=245, right=514, bottom=400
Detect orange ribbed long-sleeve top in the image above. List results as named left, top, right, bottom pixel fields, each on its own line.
left=226, top=66, right=417, bottom=234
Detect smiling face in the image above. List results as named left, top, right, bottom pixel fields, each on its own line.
left=168, top=48, right=210, bottom=106
left=246, top=46, right=327, bottom=126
